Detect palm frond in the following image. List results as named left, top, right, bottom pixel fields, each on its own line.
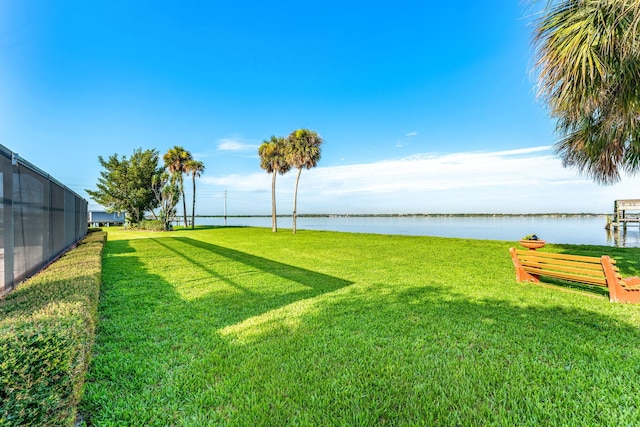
left=534, top=0, right=640, bottom=183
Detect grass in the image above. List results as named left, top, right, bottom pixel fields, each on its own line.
left=80, top=226, right=640, bottom=426
left=0, top=230, right=106, bottom=427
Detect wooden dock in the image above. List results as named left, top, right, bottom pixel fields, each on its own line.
left=606, top=199, right=640, bottom=230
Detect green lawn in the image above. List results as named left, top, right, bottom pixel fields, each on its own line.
left=81, top=227, right=640, bottom=426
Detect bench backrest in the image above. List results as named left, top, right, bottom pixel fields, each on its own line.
left=512, top=249, right=623, bottom=287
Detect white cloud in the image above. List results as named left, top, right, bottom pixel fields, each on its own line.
left=196, top=146, right=640, bottom=215
left=217, top=137, right=258, bottom=152
left=396, top=131, right=418, bottom=148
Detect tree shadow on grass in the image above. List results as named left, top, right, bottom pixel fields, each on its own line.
left=83, top=236, right=354, bottom=424
left=101, top=236, right=354, bottom=330
left=211, top=282, right=640, bottom=425
left=153, top=237, right=354, bottom=328
left=84, top=237, right=640, bottom=425
left=171, top=236, right=350, bottom=292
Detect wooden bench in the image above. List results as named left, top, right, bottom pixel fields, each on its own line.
left=509, top=248, right=640, bottom=303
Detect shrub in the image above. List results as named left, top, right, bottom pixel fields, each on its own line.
left=0, top=231, right=105, bottom=427
left=134, top=219, right=167, bottom=231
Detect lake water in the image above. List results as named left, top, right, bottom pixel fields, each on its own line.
left=194, top=215, right=640, bottom=248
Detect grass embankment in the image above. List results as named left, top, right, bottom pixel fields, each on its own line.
left=0, top=231, right=106, bottom=427
left=81, top=227, right=640, bottom=426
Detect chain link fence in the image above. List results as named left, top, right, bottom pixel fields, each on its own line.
left=0, top=145, right=88, bottom=297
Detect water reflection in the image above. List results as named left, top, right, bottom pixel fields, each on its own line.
left=606, top=226, right=640, bottom=248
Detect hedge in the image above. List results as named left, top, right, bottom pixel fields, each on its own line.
left=0, top=230, right=106, bottom=427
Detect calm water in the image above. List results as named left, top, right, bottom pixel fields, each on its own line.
left=194, top=215, right=640, bottom=248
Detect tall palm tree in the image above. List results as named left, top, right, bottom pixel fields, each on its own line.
left=185, top=159, right=205, bottom=229
left=533, top=0, right=640, bottom=184
left=259, top=136, right=291, bottom=232
left=286, top=129, right=323, bottom=234
left=163, top=146, right=193, bottom=227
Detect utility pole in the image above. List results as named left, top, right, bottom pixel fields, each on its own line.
left=224, top=190, right=227, bottom=226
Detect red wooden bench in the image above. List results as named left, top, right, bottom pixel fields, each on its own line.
left=510, top=248, right=640, bottom=303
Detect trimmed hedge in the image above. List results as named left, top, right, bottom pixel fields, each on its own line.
left=0, top=230, right=106, bottom=427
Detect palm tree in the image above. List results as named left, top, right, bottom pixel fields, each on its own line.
left=286, top=129, right=323, bottom=234
left=533, top=0, right=640, bottom=184
left=259, top=136, right=291, bottom=232
left=163, top=146, right=193, bottom=227
left=185, top=159, right=205, bottom=229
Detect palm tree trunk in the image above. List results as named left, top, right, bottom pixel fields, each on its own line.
left=181, top=180, right=188, bottom=228
left=292, top=167, right=302, bottom=234
left=271, top=172, right=277, bottom=232
left=191, top=174, right=196, bottom=229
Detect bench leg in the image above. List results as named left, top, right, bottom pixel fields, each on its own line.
left=617, top=277, right=640, bottom=303
left=609, top=282, right=640, bottom=303
left=602, top=257, right=640, bottom=303
left=510, top=248, right=539, bottom=283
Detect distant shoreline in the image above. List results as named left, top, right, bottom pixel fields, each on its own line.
left=194, top=213, right=609, bottom=218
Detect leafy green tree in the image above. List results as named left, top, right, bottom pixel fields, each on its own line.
left=151, top=170, right=180, bottom=231
left=259, top=136, right=291, bottom=232
left=163, top=146, right=193, bottom=227
left=87, top=148, right=162, bottom=224
left=185, top=159, right=205, bottom=229
left=533, top=0, right=640, bottom=183
left=286, top=129, right=323, bottom=234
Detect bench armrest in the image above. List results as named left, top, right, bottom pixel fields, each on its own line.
left=622, top=276, right=640, bottom=289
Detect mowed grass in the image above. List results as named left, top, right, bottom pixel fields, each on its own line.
left=80, top=227, right=640, bottom=426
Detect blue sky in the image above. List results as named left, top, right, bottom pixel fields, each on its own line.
left=1, top=1, right=638, bottom=215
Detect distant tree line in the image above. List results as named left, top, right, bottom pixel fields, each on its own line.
left=259, top=128, right=323, bottom=234
left=87, top=146, right=204, bottom=231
